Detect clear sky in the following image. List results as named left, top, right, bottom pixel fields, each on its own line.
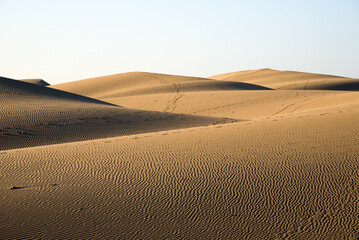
left=0, top=0, right=358, bottom=84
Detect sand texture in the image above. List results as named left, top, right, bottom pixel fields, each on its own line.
left=0, top=77, right=231, bottom=150
left=1, top=69, right=359, bottom=239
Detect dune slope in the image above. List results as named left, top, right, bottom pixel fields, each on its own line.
left=0, top=104, right=358, bottom=239
left=51, top=70, right=359, bottom=120
left=211, top=68, right=359, bottom=90
left=1, top=69, right=359, bottom=239
left=102, top=90, right=359, bottom=119
left=0, top=77, right=234, bottom=150
left=52, top=72, right=270, bottom=99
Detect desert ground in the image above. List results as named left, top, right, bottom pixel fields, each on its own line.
left=1, top=68, right=358, bottom=239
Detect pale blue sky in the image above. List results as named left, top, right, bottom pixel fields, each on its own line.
left=0, top=0, right=358, bottom=84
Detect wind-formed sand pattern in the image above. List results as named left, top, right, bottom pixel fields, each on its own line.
left=1, top=69, right=359, bottom=239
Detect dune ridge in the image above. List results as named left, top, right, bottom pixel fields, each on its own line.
left=52, top=72, right=270, bottom=99
left=0, top=76, right=236, bottom=150
left=210, top=68, right=359, bottom=90
left=51, top=70, right=359, bottom=120
left=18, top=78, right=50, bottom=86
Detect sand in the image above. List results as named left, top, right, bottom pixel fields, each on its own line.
left=52, top=72, right=270, bottom=99
left=1, top=69, right=359, bottom=239
left=210, top=68, right=359, bottom=91
left=18, top=78, right=50, bottom=87
left=0, top=77, right=230, bottom=150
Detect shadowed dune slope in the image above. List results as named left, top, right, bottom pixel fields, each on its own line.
left=19, top=78, right=50, bottom=86
left=52, top=72, right=270, bottom=98
left=0, top=104, right=358, bottom=239
left=0, top=76, right=113, bottom=105
left=0, top=77, right=235, bottom=150
left=210, top=68, right=359, bottom=90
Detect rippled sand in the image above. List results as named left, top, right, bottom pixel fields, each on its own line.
left=1, top=69, right=358, bottom=239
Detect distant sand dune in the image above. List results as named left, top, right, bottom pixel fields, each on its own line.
left=211, top=68, right=359, bottom=90
left=52, top=70, right=359, bottom=119
left=52, top=72, right=270, bottom=99
left=1, top=76, right=113, bottom=105
left=102, top=90, right=359, bottom=119
left=0, top=76, right=234, bottom=150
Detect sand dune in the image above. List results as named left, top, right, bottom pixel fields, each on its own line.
left=52, top=70, right=359, bottom=119
left=1, top=69, right=359, bottom=239
left=101, top=90, right=359, bottom=119
left=0, top=76, right=233, bottom=150
left=211, top=68, right=359, bottom=90
left=18, top=78, right=50, bottom=86
left=0, top=103, right=358, bottom=239
left=52, top=72, right=270, bottom=98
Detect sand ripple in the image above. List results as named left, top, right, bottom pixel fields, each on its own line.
left=0, top=108, right=358, bottom=239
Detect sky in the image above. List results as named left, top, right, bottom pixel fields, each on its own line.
left=0, top=0, right=358, bottom=84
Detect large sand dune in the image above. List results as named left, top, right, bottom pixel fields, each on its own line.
left=52, top=72, right=270, bottom=98
left=99, top=90, right=359, bottom=119
left=1, top=69, right=359, bottom=239
left=0, top=76, right=233, bottom=150
left=211, top=68, right=359, bottom=90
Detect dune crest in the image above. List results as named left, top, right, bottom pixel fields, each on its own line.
left=52, top=72, right=270, bottom=99
left=0, top=76, right=236, bottom=150
left=211, top=69, right=359, bottom=90
left=18, top=78, right=50, bottom=86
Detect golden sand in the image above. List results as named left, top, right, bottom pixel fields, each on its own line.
left=1, top=70, right=358, bottom=239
